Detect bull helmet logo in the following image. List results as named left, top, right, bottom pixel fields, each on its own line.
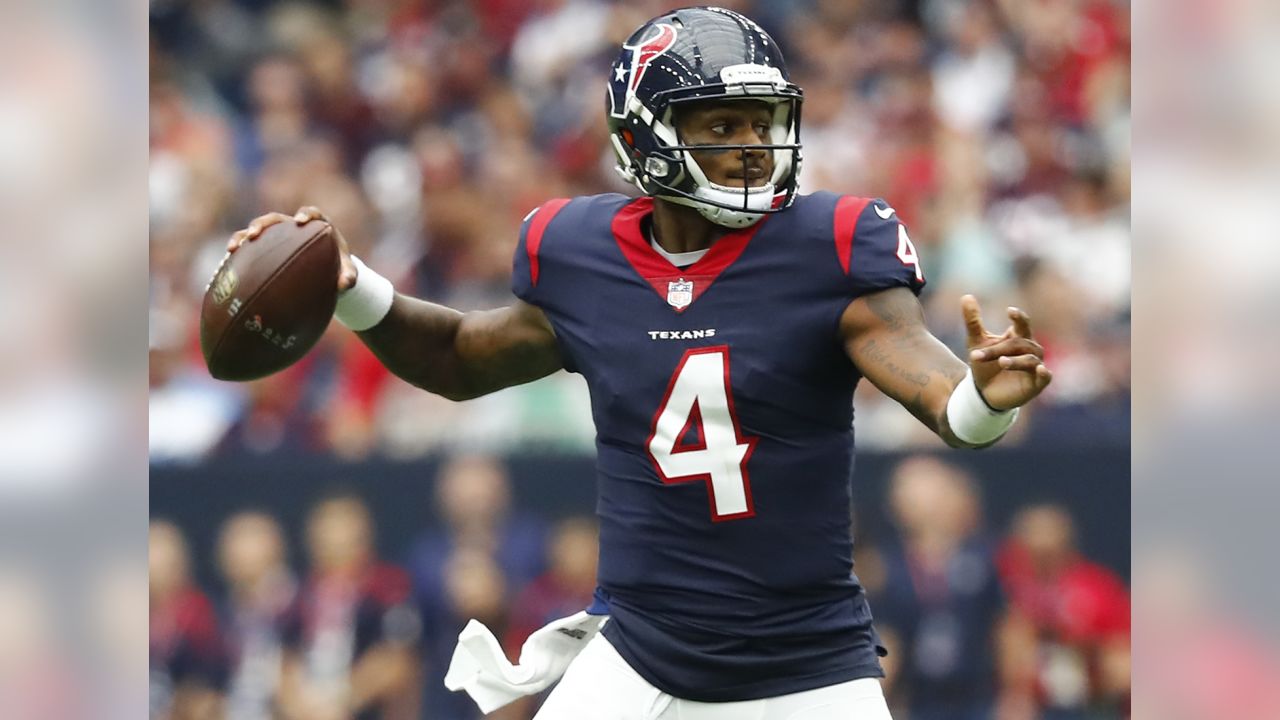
left=608, top=23, right=678, bottom=119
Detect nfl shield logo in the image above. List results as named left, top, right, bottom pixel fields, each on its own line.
left=211, top=266, right=238, bottom=306
left=667, top=279, right=693, bottom=309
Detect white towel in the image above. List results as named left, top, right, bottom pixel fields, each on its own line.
left=443, top=610, right=609, bottom=713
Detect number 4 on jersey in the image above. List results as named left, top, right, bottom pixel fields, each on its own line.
left=647, top=347, right=757, bottom=522
left=896, top=224, right=923, bottom=282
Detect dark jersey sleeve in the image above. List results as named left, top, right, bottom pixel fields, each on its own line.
left=511, top=198, right=573, bottom=305
left=834, top=196, right=927, bottom=298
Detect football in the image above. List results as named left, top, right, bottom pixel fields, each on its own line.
left=200, top=219, right=340, bottom=381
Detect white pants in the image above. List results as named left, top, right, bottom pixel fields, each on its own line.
left=533, top=633, right=894, bottom=720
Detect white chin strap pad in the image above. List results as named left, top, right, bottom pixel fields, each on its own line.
left=689, top=181, right=775, bottom=228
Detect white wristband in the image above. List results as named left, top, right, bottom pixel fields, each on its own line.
left=945, top=369, right=1019, bottom=445
left=334, top=256, right=395, bottom=331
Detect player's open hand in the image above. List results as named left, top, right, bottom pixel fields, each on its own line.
left=227, top=206, right=357, bottom=291
left=960, top=294, right=1051, bottom=411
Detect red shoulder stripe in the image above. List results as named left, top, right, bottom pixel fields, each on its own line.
left=527, top=198, right=571, bottom=286
left=833, top=196, right=871, bottom=275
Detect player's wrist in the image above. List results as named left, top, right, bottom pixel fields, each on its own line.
left=946, top=368, right=1019, bottom=445
left=974, top=378, right=1003, bottom=413
left=334, top=255, right=395, bottom=331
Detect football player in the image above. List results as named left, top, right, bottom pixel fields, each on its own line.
left=230, top=7, right=1051, bottom=718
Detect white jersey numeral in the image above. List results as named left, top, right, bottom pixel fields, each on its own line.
left=896, top=224, right=923, bottom=282
left=647, top=347, right=756, bottom=521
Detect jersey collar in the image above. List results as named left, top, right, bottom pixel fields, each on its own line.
left=611, top=197, right=770, bottom=313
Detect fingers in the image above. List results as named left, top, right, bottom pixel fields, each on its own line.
left=226, top=207, right=330, bottom=253
left=338, top=255, right=358, bottom=291
left=1035, top=363, right=1053, bottom=386
left=294, top=205, right=327, bottom=224
left=995, top=353, right=1043, bottom=371
left=969, top=336, right=1042, bottom=363
left=960, top=294, right=988, bottom=346
left=1008, top=306, right=1034, bottom=339
left=246, top=212, right=293, bottom=238
left=226, top=211, right=293, bottom=252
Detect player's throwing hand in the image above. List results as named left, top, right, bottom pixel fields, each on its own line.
left=227, top=206, right=358, bottom=291
left=960, top=294, right=1052, bottom=411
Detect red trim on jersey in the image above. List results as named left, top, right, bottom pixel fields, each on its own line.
left=526, top=198, right=571, bottom=286
left=833, top=196, right=872, bottom=275
left=611, top=197, right=770, bottom=313
left=645, top=346, right=758, bottom=523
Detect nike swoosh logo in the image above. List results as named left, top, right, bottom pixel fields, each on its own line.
left=874, top=204, right=896, bottom=220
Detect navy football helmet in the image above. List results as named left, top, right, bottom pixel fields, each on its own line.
left=606, top=6, right=804, bottom=228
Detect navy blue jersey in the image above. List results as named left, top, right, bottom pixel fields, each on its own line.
left=512, top=192, right=925, bottom=702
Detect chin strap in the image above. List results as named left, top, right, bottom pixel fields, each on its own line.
left=661, top=182, right=776, bottom=229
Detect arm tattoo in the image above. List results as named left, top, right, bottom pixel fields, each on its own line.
left=858, top=338, right=930, bottom=388
left=844, top=288, right=971, bottom=445
left=863, top=288, right=911, bottom=331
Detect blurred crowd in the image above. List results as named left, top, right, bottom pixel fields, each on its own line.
left=149, top=454, right=1130, bottom=720
left=149, top=0, right=1131, bottom=463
